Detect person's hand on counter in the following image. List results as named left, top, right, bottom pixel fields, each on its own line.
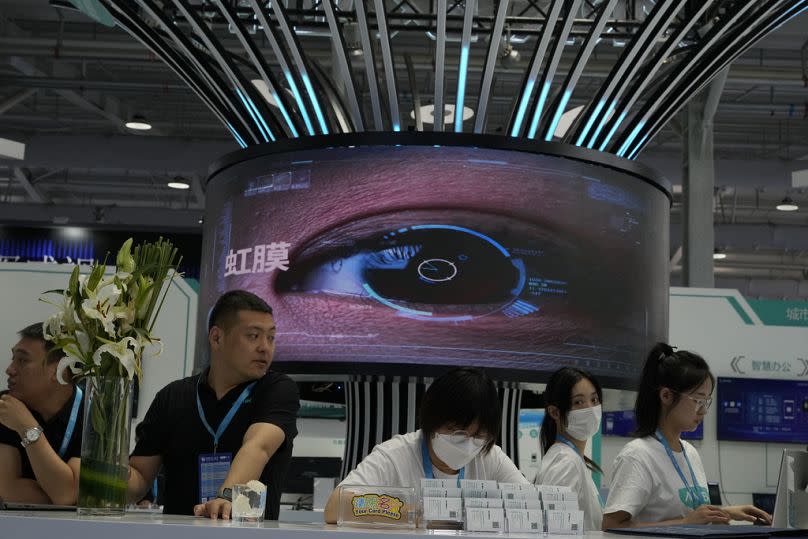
left=723, top=505, right=772, bottom=525
left=194, top=498, right=232, bottom=520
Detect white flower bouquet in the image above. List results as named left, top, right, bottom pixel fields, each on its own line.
left=42, top=237, right=181, bottom=384
left=40, top=237, right=181, bottom=514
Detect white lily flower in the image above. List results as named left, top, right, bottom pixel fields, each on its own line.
left=75, top=330, right=91, bottom=356
left=92, top=337, right=139, bottom=379
left=81, top=281, right=123, bottom=337
left=140, top=338, right=163, bottom=362
left=56, top=355, right=84, bottom=385
left=43, top=313, right=63, bottom=341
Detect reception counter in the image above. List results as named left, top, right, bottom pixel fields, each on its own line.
left=0, top=511, right=637, bottom=539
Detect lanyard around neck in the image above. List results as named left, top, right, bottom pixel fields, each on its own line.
left=556, top=434, right=604, bottom=508
left=421, top=436, right=465, bottom=486
left=58, top=386, right=83, bottom=459
left=654, top=429, right=704, bottom=507
left=196, top=376, right=256, bottom=452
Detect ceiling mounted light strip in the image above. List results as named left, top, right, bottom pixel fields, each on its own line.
left=101, top=0, right=240, bottom=141
left=94, top=0, right=803, bottom=156
left=134, top=0, right=260, bottom=143
left=406, top=54, right=423, bottom=131
left=171, top=0, right=272, bottom=143
left=269, top=0, right=331, bottom=134
left=433, top=0, right=448, bottom=132
left=212, top=0, right=301, bottom=138
left=591, top=0, right=704, bottom=152
left=526, top=0, right=584, bottom=139
left=321, top=0, right=365, bottom=132
left=454, top=0, right=477, bottom=133
left=373, top=0, right=402, bottom=131
left=248, top=0, right=317, bottom=136
left=575, top=0, right=679, bottom=149
left=509, top=0, right=564, bottom=137
left=354, top=0, right=385, bottom=130
left=542, top=0, right=619, bottom=141
left=613, top=0, right=761, bottom=157
left=629, top=0, right=805, bottom=157
left=474, top=0, right=510, bottom=134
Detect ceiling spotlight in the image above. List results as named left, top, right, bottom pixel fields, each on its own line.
left=167, top=177, right=190, bottom=190
left=776, top=196, right=798, bottom=212
left=500, top=43, right=520, bottom=67
left=125, top=114, right=152, bottom=130
left=198, top=218, right=204, bottom=225
left=713, top=248, right=727, bottom=260
left=500, top=27, right=521, bottom=67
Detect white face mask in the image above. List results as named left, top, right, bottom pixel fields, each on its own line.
left=565, top=404, right=602, bottom=441
left=431, top=433, right=483, bottom=471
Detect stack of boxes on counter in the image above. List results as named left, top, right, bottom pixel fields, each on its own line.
left=421, top=479, right=584, bottom=533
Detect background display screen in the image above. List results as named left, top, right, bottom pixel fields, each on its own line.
left=201, top=142, right=670, bottom=386
left=717, top=377, right=808, bottom=443
left=603, top=410, right=703, bottom=440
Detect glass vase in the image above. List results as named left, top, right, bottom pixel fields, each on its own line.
left=77, top=376, right=133, bottom=517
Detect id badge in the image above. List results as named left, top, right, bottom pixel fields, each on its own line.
left=199, top=453, right=232, bottom=503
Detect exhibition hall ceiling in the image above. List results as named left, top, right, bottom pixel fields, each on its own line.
left=0, top=0, right=806, bottom=297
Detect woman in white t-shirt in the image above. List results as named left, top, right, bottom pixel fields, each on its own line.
left=602, top=343, right=772, bottom=529
left=535, top=367, right=604, bottom=531
left=324, top=367, right=528, bottom=523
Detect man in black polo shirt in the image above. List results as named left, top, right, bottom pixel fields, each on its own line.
left=127, top=290, right=299, bottom=520
left=0, top=323, right=83, bottom=505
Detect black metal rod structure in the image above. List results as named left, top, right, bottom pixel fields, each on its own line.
left=93, top=0, right=805, bottom=160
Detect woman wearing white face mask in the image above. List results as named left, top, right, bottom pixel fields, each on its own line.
left=536, top=367, right=604, bottom=532
left=324, top=368, right=528, bottom=523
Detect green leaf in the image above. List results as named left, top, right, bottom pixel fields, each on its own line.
left=91, top=403, right=107, bottom=436
left=41, top=288, right=67, bottom=295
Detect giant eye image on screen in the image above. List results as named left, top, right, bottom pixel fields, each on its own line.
left=717, top=377, right=808, bottom=444
left=200, top=139, right=670, bottom=387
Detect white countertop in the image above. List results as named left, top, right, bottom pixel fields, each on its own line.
left=0, top=511, right=628, bottom=539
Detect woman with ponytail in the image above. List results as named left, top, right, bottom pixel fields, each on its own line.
left=601, top=343, right=771, bottom=529
left=535, top=367, right=604, bottom=531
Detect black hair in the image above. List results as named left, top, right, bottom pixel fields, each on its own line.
left=633, top=342, right=715, bottom=438
left=18, top=322, right=62, bottom=364
left=540, top=367, right=603, bottom=473
left=208, top=290, right=273, bottom=331
left=419, top=367, right=500, bottom=454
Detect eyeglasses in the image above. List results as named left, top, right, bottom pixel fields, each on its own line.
left=447, top=430, right=488, bottom=447
left=681, top=394, right=713, bottom=411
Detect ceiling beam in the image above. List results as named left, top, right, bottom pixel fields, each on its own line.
left=0, top=89, right=37, bottom=116
left=8, top=56, right=127, bottom=129
left=12, top=167, right=48, bottom=203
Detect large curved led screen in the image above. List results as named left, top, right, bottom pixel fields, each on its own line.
left=201, top=142, right=670, bottom=386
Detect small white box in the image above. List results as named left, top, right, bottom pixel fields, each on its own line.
left=462, top=487, right=502, bottom=499
left=464, top=498, right=505, bottom=508
left=420, top=478, right=456, bottom=489
left=465, top=508, right=505, bottom=532
left=546, top=510, right=584, bottom=535
left=504, top=499, right=542, bottom=510
left=460, top=479, right=499, bottom=490
left=422, top=497, right=463, bottom=521
left=502, top=490, right=541, bottom=501
left=505, top=509, right=545, bottom=533
left=498, top=482, right=534, bottom=491
left=544, top=500, right=579, bottom=512
left=421, top=487, right=462, bottom=498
